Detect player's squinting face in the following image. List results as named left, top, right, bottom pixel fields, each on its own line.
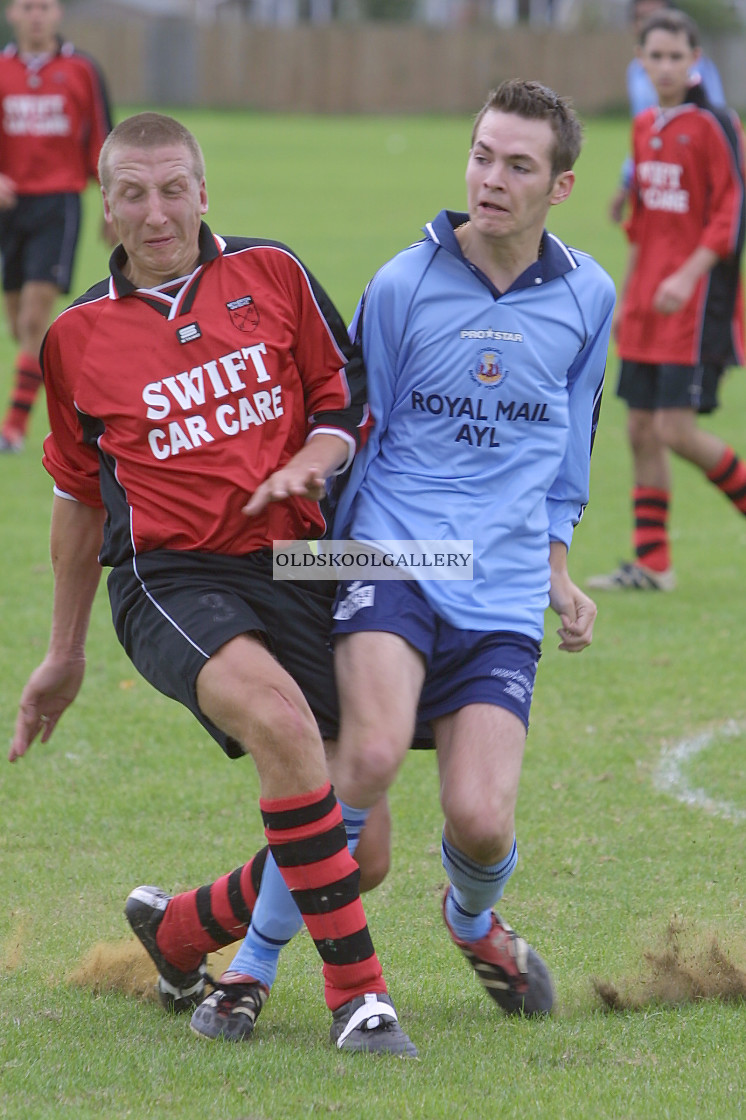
left=465, top=110, right=572, bottom=248
left=103, top=144, right=208, bottom=289
left=638, top=29, right=698, bottom=108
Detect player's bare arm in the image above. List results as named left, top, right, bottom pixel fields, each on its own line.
left=608, top=184, right=628, bottom=225
left=548, top=540, right=596, bottom=653
left=242, top=432, right=351, bottom=516
left=9, top=497, right=104, bottom=762
left=0, top=173, right=17, bottom=208
left=653, top=245, right=719, bottom=315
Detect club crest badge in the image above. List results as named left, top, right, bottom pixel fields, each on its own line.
left=226, top=295, right=260, bottom=332
left=470, top=348, right=507, bottom=390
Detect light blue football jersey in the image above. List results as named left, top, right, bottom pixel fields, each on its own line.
left=333, top=210, right=615, bottom=639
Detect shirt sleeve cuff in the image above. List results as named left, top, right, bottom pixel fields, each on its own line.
left=306, top=428, right=356, bottom=475
left=53, top=486, right=81, bottom=502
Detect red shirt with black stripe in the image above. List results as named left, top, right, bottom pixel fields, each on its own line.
left=0, top=38, right=113, bottom=194
left=617, top=85, right=746, bottom=367
left=41, top=226, right=370, bottom=565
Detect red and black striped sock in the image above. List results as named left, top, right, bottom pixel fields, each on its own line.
left=261, top=781, right=386, bottom=1011
left=155, top=846, right=268, bottom=972
left=1, top=351, right=42, bottom=439
left=706, top=447, right=746, bottom=515
left=633, top=485, right=671, bottom=572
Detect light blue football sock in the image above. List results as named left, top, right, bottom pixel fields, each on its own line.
left=225, top=853, right=303, bottom=990
left=337, top=799, right=370, bottom=857
left=442, top=833, right=518, bottom=944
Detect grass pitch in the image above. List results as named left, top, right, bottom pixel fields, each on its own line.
left=1, top=110, right=745, bottom=1120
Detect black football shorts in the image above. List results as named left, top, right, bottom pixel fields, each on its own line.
left=0, top=192, right=81, bottom=293
left=616, top=359, right=725, bottom=415
left=107, top=548, right=338, bottom=758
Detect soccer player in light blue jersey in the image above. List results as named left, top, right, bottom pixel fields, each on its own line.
left=326, top=79, right=615, bottom=1017
left=127, top=81, right=615, bottom=1038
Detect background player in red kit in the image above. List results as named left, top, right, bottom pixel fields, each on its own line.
left=589, top=8, right=746, bottom=592
left=7, top=111, right=416, bottom=1057
left=0, top=0, right=113, bottom=453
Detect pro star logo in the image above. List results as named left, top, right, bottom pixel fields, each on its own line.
left=226, top=295, right=260, bottom=332
left=176, top=322, right=202, bottom=344
left=470, top=348, right=507, bottom=390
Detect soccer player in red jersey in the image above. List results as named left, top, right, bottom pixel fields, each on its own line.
left=608, top=0, right=726, bottom=227
left=589, top=9, right=746, bottom=591
left=7, top=111, right=415, bottom=1057
left=0, top=0, right=113, bottom=453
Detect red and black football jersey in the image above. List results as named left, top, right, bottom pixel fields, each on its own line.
left=41, top=226, right=369, bottom=565
left=618, top=86, right=745, bottom=367
left=0, top=39, right=112, bottom=194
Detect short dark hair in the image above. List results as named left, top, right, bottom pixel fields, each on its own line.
left=99, top=112, right=205, bottom=190
left=638, top=8, right=700, bottom=48
left=471, top=80, right=583, bottom=178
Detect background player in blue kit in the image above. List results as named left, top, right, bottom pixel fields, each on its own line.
left=143, top=80, right=615, bottom=1037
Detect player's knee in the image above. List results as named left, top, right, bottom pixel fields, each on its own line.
left=239, top=686, right=320, bottom=763
left=266, top=688, right=319, bottom=744
left=443, top=799, right=514, bottom=864
left=652, top=413, right=691, bottom=457
left=17, top=309, right=52, bottom=349
left=627, top=410, right=656, bottom=452
left=337, top=736, right=403, bottom=803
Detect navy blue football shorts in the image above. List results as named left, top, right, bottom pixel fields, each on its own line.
left=0, top=192, right=81, bottom=293
left=107, top=549, right=339, bottom=759
left=616, top=359, right=725, bottom=415
left=331, top=578, right=541, bottom=730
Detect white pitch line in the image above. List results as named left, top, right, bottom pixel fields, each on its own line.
left=653, top=719, right=746, bottom=824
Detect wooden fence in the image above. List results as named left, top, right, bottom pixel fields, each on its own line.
left=64, top=18, right=745, bottom=115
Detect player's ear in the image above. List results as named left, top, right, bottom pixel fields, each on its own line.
left=549, top=169, right=574, bottom=207
left=199, top=180, right=209, bottom=215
